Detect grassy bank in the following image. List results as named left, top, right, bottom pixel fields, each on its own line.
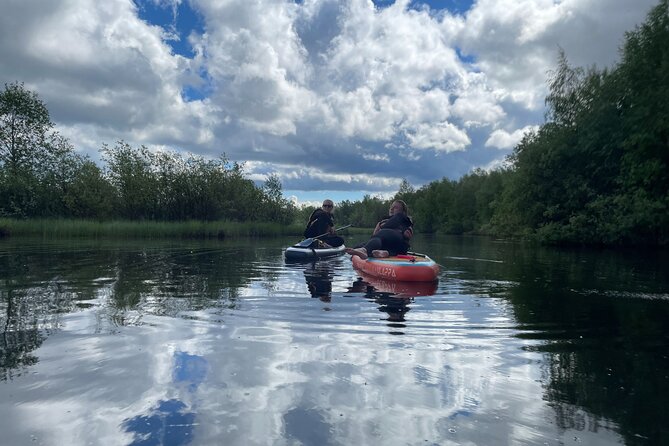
left=0, top=218, right=307, bottom=239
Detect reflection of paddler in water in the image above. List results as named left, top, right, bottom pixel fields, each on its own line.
left=304, top=262, right=334, bottom=302
left=348, top=277, right=413, bottom=324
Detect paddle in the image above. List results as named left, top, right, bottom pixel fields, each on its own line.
left=296, top=224, right=352, bottom=247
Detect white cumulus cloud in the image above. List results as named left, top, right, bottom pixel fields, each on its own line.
left=0, top=0, right=658, bottom=199
left=485, top=125, right=539, bottom=150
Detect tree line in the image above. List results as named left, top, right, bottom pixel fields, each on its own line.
left=395, top=0, right=668, bottom=246
left=1, top=0, right=667, bottom=245
left=0, top=82, right=295, bottom=224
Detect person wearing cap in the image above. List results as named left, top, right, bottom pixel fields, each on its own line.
left=303, top=200, right=345, bottom=247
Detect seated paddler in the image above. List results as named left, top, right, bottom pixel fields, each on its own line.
left=345, top=200, right=413, bottom=259
left=303, top=199, right=345, bottom=247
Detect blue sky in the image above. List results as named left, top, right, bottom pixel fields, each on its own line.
left=0, top=0, right=657, bottom=206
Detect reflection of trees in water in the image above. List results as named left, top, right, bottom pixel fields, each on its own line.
left=537, top=321, right=669, bottom=445
left=107, top=247, right=256, bottom=315
left=452, top=242, right=669, bottom=298
left=431, top=238, right=669, bottom=445
left=509, top=280, right=669, bottom=445
left=427, top=237, right=669, bottom=444
left=0, top=242, right=280, bottom=379
left=1, top=329, right=43, bottom=381
left=1, top=283, right=71, bottom=380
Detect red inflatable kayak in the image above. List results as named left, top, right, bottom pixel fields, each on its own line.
left=351, top=252, right=439, bottom=282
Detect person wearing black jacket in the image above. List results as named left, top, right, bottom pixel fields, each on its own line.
left=303, top=200, right=345, bottom=247
left=345, top=200, right=413, bottom=259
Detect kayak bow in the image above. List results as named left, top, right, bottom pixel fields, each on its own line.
left=351, top=252, right=439, bottom=282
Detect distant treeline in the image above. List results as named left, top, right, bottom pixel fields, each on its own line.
left=0, top=82, right=296, bottom=225
left=340, top=1, right=668, bottom=247
left=311, top=1, right=669, bottom=247
left=1, top=1, right=667, bottom=245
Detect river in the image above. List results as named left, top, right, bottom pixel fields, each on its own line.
left=0, top=235, right=667, bottom=445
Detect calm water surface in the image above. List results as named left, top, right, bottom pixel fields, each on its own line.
left=1, top=235, right=668, bottom=446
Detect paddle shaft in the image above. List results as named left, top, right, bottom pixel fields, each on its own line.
left=311, top=224, right=352, bottom=240
left=297, top=224, right=352, bottom=247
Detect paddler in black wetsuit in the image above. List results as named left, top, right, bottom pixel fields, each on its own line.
left=303, top=199, right=345, bottom=247
left=345, top=200, right=413, bottom=259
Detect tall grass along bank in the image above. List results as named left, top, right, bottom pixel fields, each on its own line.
left=0, top=219, right=306, bottom=239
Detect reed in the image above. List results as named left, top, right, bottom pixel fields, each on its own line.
left=0, top=218, right=304, bottom=239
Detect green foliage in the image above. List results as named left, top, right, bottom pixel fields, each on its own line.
left=0, top=166, right=37, bottom=218
left=0, top=218, right=303, bottom=239
left=95, top=141, right=301, bottom=224
left=395, top=178, right=415, bottom=201
left=393, top=0, right=668, bottom=247
left=0, top=82, right=53, bottom=172
left=2, top=0, right=668, bottom=247
left=102, top=141, right=159, bottom=219
left=346, top=195, right=389, bottom=228
left=492, top=0, right=669, bottom=245
left=260, top=174, right=295, bottom=224
left=0, top=81, right=304, bottom=225
left=0, top=82, right=80, bottom=218
left=401, top=170, right=507, bottom=236
left=64, top=159, right=118, bottom=219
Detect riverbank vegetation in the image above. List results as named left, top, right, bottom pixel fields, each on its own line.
left=343, top=1, right=669, bottom=247
left=0, top=218, right=305, bottom=239
left=1, top=1, right=667, bottom=245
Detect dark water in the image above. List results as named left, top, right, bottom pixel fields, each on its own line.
left=1, top=235, right=668, bottom=446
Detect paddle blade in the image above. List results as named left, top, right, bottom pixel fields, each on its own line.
left=296, top=238, right=315, bottom=247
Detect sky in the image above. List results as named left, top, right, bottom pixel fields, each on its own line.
left=0, top=0, right=658, bottom=206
